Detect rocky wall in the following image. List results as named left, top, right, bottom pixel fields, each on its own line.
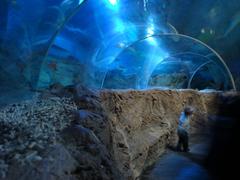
left=99, top=89, right=225, bottom=179
left=1, top=86, right=239, bottom=180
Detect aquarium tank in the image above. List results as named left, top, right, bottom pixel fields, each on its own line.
left=0, top=0, right=240, bottom=105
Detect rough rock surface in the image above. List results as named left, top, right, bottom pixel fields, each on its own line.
left=0, top=86, right=239, bottom=180
left=0, top=88, right=117, bottom=180
left=99, top=89, right=238, bottom=179
left=0, top=97, right=78, bottom=179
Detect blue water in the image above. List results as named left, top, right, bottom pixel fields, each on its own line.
left=0, top=0, right=239, bottom=104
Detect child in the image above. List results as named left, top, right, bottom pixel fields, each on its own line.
left=177, top=106, right=194, bottom=152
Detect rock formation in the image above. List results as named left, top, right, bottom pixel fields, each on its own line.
left=99, top=89, right=226, bottom=179
left=0, top=86, right=239, bottom=180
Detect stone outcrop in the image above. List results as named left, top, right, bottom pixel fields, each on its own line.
left=99, top=89, right=226, bottom=179
left=0, top=94, right=116, bottom=180
left=0, top=86, right=239, bottom=180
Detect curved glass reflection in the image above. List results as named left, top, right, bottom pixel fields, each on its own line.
left=0, top=0, right=86, bottom=91
left=190, top=61, right=232, bottom=90
left=103, top=34, right=235, bottom=90
left=0, top=0, right=238, bottom=106
left=148, top=53, right=211, bottom=89
left=41, top=0, right=173, bottom=88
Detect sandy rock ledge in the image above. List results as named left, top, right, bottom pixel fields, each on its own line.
left=1, top=87, right=239, bottom=180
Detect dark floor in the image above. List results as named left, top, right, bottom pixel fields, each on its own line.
left=141, top=135, right=211, bottom=180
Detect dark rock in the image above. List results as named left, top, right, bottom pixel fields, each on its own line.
left=49, top=83, right=64, bottom=94
left=86, top=144, right=99, bottom=156
left=2, top=89, right=239, bottom=180
left=6, top=144, right=78, bottom=180
left=72, top=109, right=103, bottom=125
left=74, top=84, right=99, bottom=99
left=61, top=125, right=100, bottom=145
left=71, top=108, right=111, bottom=149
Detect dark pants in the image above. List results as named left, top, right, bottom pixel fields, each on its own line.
left=177, top=127, right=189, bottom=152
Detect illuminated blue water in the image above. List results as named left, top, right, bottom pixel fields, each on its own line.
left=0, top=0, right=238, bottom=102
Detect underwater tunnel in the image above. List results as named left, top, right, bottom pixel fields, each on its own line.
left=1, top=1, right=240, bottom=179
left=1, top=0, right=239, bottom=98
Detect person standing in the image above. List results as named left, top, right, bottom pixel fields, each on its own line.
left=177, top=106, right=194, bottom=152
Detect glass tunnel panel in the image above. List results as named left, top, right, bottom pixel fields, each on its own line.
left=102, top=34, right=235, bottom=90
left=0, top=0, right=86, bottom=92
left=0, top=0, right=86, bottom=106
left=40, top=0, right=175, bottom=88
left=190, top=62, right=232, bottom=90
left=0, top=0, right=237, bottom=107
left=148, top=54, right=213, bottom=89
left=189, top=55, right=234, bottom=90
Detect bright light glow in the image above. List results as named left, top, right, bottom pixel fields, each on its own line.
left=114, top=18, right=125, bottom=33
left=118, top=42, right=126, bottom=48
left=78, top=0, right=84, bottom=5
left=147, top=23, right=154, bottom=36
left=146, top=25, right=156, bottom=45
left=105, top=0, right=119, bottom=11
left=109, top=0, right=117, bottom=5
left=147, top=37, right=156, bottom=45
left=147, top=27, right=154, bottom=36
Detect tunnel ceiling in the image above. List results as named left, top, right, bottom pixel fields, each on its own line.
left=0, top=0, right=240, bottom=94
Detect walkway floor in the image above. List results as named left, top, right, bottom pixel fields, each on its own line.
left=141, top=135, right=211, bottom=180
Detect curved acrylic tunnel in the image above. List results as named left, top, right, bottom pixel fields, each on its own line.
left=188, top=53, right=236, bottom=90
left=41, top=0, right=235, bottom=90
left=0, top=0, right=237, bottom=100
left=0, top=0, right=85, bottom=90
left=39, top=0, right=175, bottom=88
left=102, top=34, right=235, bottom=90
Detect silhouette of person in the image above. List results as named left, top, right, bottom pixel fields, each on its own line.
left=177, top=106, right=194, bottom=152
